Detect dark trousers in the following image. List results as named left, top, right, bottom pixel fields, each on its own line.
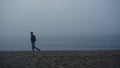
left=31, top=42, right=40, bottom=51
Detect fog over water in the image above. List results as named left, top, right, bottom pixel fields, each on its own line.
left=0, top=0, right=120, bottom=51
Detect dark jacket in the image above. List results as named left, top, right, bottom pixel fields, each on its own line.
left=31, top=35, right=36, bottom=42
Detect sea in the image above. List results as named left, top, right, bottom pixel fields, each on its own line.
left=0, top=35, right=120, bottom=51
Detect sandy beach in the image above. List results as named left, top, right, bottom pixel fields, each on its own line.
left=0, top=50, right=120, bottom=68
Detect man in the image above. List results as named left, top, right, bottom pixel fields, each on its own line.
left=30, top=32, right=40, bottom=51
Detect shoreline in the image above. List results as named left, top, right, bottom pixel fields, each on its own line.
left=0, top=49, right=120, bottom=51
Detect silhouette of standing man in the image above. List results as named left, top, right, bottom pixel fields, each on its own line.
left=30, top=32, right=40, bottom=51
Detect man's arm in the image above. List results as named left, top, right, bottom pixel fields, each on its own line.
left=34, top=35, right=36, bottom=42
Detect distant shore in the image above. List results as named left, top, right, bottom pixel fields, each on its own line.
left=0, top=50, right=120, bottom=68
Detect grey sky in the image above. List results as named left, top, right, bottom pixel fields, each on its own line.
left=0, top=0, right=120, bottom=37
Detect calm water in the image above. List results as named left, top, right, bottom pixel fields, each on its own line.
left=0, top=36, right=120, bottom=51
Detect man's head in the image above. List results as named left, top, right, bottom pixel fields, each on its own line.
left=30, top=32, right=33, bottom=35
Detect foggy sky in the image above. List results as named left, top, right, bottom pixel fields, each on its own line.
left=0, top=0, right=120, bottom=37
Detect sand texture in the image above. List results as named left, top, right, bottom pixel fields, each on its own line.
left=0, top=50, right=120, bottom=68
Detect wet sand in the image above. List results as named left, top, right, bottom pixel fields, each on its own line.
left=0, top=50, right=120, bottom=68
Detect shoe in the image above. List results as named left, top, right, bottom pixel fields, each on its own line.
left=38, top=49, right=40, bottom=51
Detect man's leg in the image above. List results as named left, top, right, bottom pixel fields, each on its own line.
left=34, top=46, right=40, bottom=51
left=34, top=42, right=40, bottom=51
left=32, top=42, right=35, bottom=51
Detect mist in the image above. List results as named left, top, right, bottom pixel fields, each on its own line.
left=0, top=0, right=120, bottom=38
left=0, top=0, right=120, bottom=51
